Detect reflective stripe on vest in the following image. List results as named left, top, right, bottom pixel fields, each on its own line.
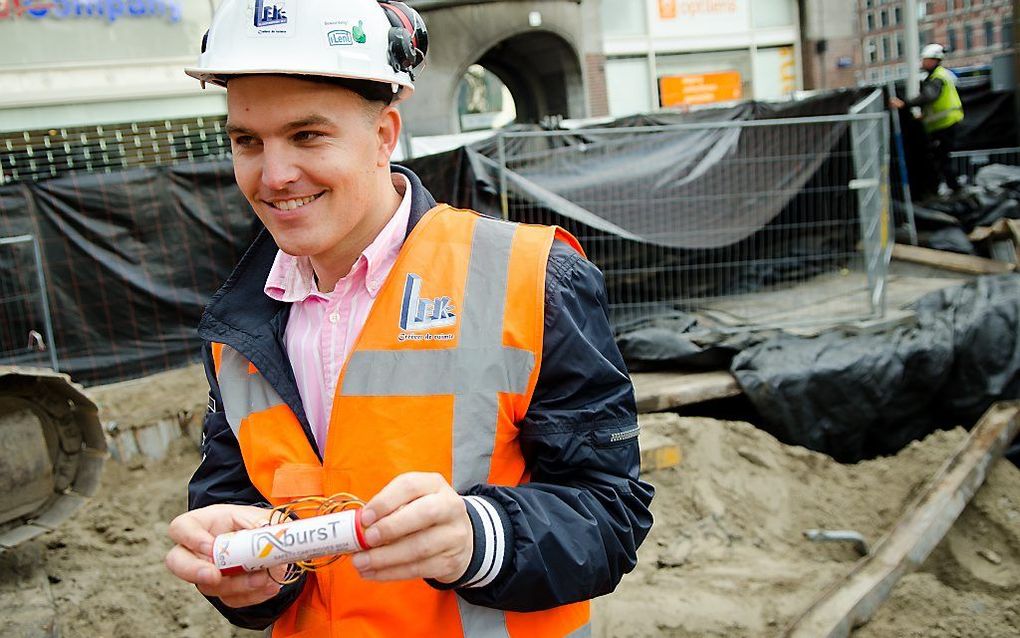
left=341, top=217, right=529, bottom=493
left=211, top=208, right=590, bottom=638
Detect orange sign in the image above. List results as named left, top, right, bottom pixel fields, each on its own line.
left=658, top=0, right=677, bottom=19
left=659, top=71, right=743, bottom=107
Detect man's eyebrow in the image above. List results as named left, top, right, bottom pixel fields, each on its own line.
left=224, top=115, right=336, bottom=137
left=224, top=122, right=255, bottom=136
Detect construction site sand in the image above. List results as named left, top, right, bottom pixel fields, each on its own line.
left=24, top=366, right=1019, bottom=637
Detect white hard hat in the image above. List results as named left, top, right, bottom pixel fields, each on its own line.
left=185, top=0, right=428, bottom=101
left=921, top=43, right=946, bottom=60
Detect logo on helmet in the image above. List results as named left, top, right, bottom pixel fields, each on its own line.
left=328, top=29, right=353, bottom=46
left=253, top=0, right=286, bottom=27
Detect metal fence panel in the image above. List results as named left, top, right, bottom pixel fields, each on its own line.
left=496, top=112, right=891, bottom=332
left=0, top=235, right=58, bottom=369
left=950, top=147, right=1020, bottom=182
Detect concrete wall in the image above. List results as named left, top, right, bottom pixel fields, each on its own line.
left=403, top=0, right=604, bottom=136
left=800, top=0, right=861, bottom=89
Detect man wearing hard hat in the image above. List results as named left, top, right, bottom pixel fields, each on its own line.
left=890, top=43, right=965, bottom=193
left=162, top=1, right=653, bottom=636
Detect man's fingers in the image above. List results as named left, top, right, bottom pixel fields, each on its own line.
left=353, top=525, right=466, bottom=580
left=361, top=472, right=447, bottom=528
left=165, top=544, right=221, bottom=587
left=168, top=511, right=218, bottom=557
left=363, top=491, right=463, bottom=547
left=168, top=504, right=272, bottom=556
left=196, top=569, right=281, bottom=600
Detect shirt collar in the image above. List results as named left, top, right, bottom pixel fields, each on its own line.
left=263, top=172, right=412, bottom=303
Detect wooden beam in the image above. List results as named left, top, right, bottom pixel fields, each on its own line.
left=892, top=243, right=1015, bottom=275
left=783, top=401, right=1020, bottom=638
left=631, top=371, right=742, bottom=414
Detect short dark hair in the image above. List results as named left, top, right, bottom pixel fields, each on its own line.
left=305, top=75, right=396, bottom=106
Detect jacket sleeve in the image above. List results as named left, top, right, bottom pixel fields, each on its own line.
left=188, top=342, right=306, bottom=630
left=904, top=76, right=943, bottom=108
left=432, top=241, right=655, bottom=611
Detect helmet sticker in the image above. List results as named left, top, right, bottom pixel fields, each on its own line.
left=249, top=0, right=293, bottom=37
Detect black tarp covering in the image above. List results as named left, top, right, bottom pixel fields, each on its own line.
left=731, top=274, right=1020, bottom=463
left=408, top=90, right=875, bottom=326
left=0, top=161, right=251, bottom=384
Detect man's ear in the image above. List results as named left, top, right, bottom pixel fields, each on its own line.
left=376, top=106, right=402, bottom=167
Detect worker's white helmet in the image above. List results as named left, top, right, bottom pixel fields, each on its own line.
left=185, top=0, right=428, bottom=101
left=921, top=43, right=946, bottom=60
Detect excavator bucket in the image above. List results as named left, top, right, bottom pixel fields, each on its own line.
left=0, top=367, right=107, bottom=552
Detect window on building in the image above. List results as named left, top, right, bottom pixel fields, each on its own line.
left=895, top=34, right=903, bottom=59
left=880, top=9, right=888, bottom=28
left=1005, top=18, right=1014, bottom=48
left=865, top=38, right=878, bottom=64
left=985, top=20, right=996, bottom=48
left=920, top=29, right=934, bottom=49
left=867, top=12, right=875, bottom=32
left=964, top=23, right=974, bottom=50
left=882, top=36, right=891, bottom=60
left=893, top=6, right=902, bottom=25
left=947, top=26, right=957, bottom=52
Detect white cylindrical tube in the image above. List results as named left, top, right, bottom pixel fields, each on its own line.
left=213, top=508, right=369, bottom=576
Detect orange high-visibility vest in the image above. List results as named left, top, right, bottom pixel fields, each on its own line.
left=210, top=206, right=591, bottom=638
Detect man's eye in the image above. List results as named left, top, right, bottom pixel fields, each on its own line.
left=232, top=135, right=257, bottom=147
left=293, top=131, right=323, bottom=142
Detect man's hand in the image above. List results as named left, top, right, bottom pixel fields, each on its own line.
left=165, top=504, right=286, bottom=608
left=352, top=472, right=473, bottom=583
left=889, top=97, right=906, bottom=109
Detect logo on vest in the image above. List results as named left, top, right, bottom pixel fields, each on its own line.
left=398, top=273, right=456, bottom=341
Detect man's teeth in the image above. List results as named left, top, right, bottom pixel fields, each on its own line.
left=274, top=195, right=318, bottom=211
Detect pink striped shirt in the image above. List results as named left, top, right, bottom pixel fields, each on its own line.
left=264, top=173, right=412, bottom=452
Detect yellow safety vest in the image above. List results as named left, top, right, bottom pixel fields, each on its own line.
left=923, top=65, right=964, bottom=133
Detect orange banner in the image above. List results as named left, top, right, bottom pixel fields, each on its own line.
left=658, top=0, right=677, bottom=19
left=659, top=71, right=743, bottom=107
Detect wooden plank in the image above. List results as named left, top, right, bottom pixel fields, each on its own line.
left=639, top=431, right=683, bottom=472
left=631, top=371, right=742, bottom=413
left=783, top=401, right=1020, bottom=638
left=892, top=243, right=1015, bottom=275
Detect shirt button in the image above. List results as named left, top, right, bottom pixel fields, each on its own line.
left=329, top=313, right=340, bottom=324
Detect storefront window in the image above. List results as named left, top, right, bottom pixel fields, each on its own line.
left=752, top=0, right=796, bottom=29
left=601, top=0, right=647, bottom=38
left=655, top=49, right=753, bottom=106
left=606, top=56, right=652, bottom=116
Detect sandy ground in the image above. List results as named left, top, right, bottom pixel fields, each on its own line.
left=2, top=365, right=1018, bottom=637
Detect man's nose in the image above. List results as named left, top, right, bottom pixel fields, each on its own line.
left=260, top=145, right=301, bottom=190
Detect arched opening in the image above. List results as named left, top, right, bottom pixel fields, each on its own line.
left=457, top=65, right=517, bottom=132
left=456, top=30, right=583, bottom=131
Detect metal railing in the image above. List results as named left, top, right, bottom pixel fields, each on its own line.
left=0, top=235, right=58, bottom=369
left=1, top=116, right=231, bottom=185
left=950, top=147, right=1020, bottom=182
left=494, top=109, right=892, bottom=332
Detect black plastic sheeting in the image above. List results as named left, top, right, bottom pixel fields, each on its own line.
left=0, top=161, right=252, bottom=385
left=409, top=90, right=874, bottom=326
left=901, top=164, right=1020, bottom=254
left=731, top=274, right=1020, bottom=463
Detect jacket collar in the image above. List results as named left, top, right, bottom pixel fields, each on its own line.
left=197, top=165, right=438, bottom=452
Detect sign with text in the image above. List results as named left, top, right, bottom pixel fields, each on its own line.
left=650, top=0, right=749, bottom=37
left=659, top=71, right=743, bottom=106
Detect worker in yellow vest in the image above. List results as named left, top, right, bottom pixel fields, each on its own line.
left=891, top=43, right=965, bottom=193
left=162, top=1, right=654, bottom=636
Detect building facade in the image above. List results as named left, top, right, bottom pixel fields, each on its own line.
left=858, top=0, right=1015, bottom=84
left=600, top=0, right=803, bottom=117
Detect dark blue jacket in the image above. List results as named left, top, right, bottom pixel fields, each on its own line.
left=190, top=165, right=654, bottom=629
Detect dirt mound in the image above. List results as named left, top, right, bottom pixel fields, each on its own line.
left=4, top=383, right=1016, bottom=637
left=593, top=414, right=1020, bottom=638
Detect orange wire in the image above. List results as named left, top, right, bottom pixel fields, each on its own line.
left=267, top=493, right=366, bottom=585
